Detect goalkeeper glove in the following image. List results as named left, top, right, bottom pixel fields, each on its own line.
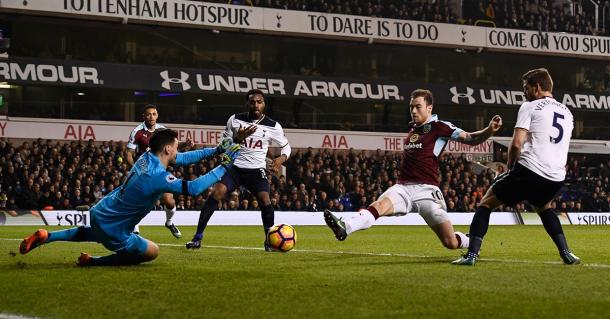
left=216, top=137, right=234, bottom=154
left=220, top=144, right=240, bottom=168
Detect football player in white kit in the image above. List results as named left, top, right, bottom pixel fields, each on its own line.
left=187, top=89, right=291, bottom=251
left=453, top=68, right=581, bottom=265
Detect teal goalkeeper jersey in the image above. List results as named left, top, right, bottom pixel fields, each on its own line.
left=90, top=148, right=225, bottom=239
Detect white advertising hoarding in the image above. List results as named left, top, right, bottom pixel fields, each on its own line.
left=0, top=117, right=494, bottom=154
left=36, top=210, right=519, bottom=226
left=1, top=0, right=608, bottom=59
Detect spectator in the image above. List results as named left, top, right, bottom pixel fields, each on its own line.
left=1, top=140, right=607, bottom=213
left=57, top=198, right=73, bottom=210
left=6, top=196, right=18, bottom=210
left=50, top=191, right=64, bottom=209
left=0, top=193, right=7, bottom=210
left=38, top=189, right=53, bottom=209
left=239, top=199, right=250, bottom=210
left=17, top=178, right=37, bottom=209
left=70, top=189, right=85, bottom=208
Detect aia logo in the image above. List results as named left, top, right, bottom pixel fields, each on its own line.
left=242, top=138, right=264, bottom=149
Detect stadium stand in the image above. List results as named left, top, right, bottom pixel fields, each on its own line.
left=0, top=1, right=608, bottom=213
left=462, top=0, right=609, bottom=36
left=207, top=0, right=609, bottom=36
left=1, top=138, right=607, bottom=213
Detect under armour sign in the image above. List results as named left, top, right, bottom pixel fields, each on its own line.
left=160, top=70, right=191, bottom=91
left=449, top=86, right=476, bottom=105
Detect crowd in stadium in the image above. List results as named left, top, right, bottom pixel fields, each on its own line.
left=1, top=138, right=608, bottom=214
left=463, top=0, right=608, bottom=36
left=215, top=0, right=609, bottom=36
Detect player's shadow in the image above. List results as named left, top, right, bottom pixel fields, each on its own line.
left=2, top=259, right=160, bottom=270
left=1, top=261, right=76, bottom=270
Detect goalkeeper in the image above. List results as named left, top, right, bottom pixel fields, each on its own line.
left=19, top=129, right=244, bottom=266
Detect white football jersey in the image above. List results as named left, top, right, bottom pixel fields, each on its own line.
left=223, top=113, right=289, bottom=169
left=515, top=97, right=573, bottom=181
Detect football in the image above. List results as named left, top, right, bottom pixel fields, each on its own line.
left=267, top=224, right=297, bottom=252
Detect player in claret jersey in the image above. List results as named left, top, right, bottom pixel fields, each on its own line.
left=187, top=89, right=292, bottom=251
left=324, top=89, right=502, bottom=252
left=126, top=104, right=192, bottom=238
left=453, top=68, right=580, bottom=266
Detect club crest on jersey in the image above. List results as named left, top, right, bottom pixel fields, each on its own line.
left=137, top=157, right=148, bottom=171
left=409, top=133, right=420, bottom=143
left=165, top=175, right=179, bottom=183
left=423, top=124, right=431, bottom=134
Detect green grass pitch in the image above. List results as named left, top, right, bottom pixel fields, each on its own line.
left=1, top=225, right=610, bottom=319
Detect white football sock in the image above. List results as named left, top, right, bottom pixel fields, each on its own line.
left=455, top=231, right=469, bottom=249
left=345, top=210, right=376, bottom=235
left=165, top=206, right=176, bottom=226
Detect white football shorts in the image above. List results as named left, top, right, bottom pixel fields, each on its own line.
left=378, top=183, right=449, bottom=226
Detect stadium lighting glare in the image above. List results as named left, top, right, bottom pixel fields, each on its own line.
left=158, top=92, right=180, bottom=97
left=197, top=98, right=203, bottom=102
left=0, top=83, right=10, bottom=89
left=77, top=92, right=85, bottom=96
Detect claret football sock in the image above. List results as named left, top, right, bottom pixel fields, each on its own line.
left=455, top=231, right=469, bottom=249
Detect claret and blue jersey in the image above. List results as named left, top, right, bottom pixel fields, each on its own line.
left=399, top=114, right=464, bottom=187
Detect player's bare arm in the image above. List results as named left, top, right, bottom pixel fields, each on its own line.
left=126, top=149, right=136, bottom=167
left=270, top=154, right=288, bottom=175
left=456, top=115, right=503, bottom=145
left=234, top=125, right=257, bottom=143
left=178, top=138, right=194, bottom=150
left=506, top=128, right=528, bottom=169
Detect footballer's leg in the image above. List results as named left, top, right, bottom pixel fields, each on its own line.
left=256, top=191, right=275, bottom=251
left=187, top=181, right=231, bottom=249
left=430, top=221, right=469, bottom=249
left=453, top=189, right=503, bottom=265
left=416, top=195, right=469, bottom=250
left=20, top=226, right=98, bottom=254
left=162, top=192, right=181, bottom=238
left=325, top=201, right=385, bottom=241
left=325, top=185, right=404, bottom=241
left=536, top=202, right=580, bottom=265
left=80, top=235, right=158, bottom=266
